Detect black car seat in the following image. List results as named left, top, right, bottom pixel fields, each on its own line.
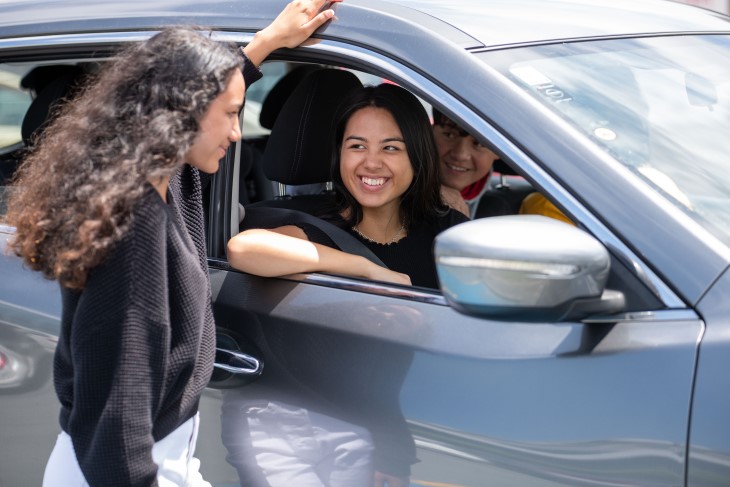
left=0, top=65, right=85, bottom=184
left=475, top=159, right=535, bottom=218
left=245, top=68, right=363, bottom=215
left=21, top=65, right=85, bottom=147
left=258, top=64, right=322, bottom=131
left=238, top=64, right=323, bottom=204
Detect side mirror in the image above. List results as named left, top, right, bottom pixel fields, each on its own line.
left=434, top=215, right=624, bottom=322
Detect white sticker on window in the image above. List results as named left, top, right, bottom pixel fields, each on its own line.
left=510, top=66, right=553, bottom=86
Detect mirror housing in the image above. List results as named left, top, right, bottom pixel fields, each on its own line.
left=435, top=215, right=624, bottom=322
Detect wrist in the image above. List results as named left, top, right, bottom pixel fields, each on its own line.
left=243, top=29, right=275, bottom=68
left=349, top=255, right=370, bottom=279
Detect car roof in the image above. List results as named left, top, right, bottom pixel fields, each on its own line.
left=386, top=0, right=730, bottom=48
left=1, top=0, right=728, bottom=49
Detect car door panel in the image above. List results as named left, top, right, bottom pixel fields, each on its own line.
left=210, top=267, right=702, bottom=486
left=688, top=266, right=730, bottom=486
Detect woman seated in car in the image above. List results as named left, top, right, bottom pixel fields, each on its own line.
left=227, top=83, right=468, bottom=289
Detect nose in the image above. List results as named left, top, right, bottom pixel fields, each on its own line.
left=230, top=121, right=241, bottom=142
left=450, top=137, right=471, bottom=161
left=363, top=149, right=383, bottom=170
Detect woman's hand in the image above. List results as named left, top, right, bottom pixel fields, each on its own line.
left=440, top=184, right=469, bottom=217
left=244, top=0, right=341, bottom=66
left=363, top=260, right=412, bottom=286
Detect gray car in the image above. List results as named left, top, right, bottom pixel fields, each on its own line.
left=1, top=1, right=730, bottom=486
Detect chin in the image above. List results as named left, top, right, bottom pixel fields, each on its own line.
left=198, top=160, right=220, bottom=174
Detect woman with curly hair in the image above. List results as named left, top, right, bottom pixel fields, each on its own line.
left=4, top=1, right=338, bottom=486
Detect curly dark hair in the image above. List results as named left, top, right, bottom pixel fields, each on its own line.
left=4, top=27, right=241, bottom=289
left=330, top=83, right=447, bottom=229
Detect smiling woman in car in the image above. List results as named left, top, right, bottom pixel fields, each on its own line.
left=227, top=83, right=469, bottom=289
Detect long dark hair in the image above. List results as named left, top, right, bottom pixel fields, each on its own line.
left=5, top=27, right=241, bottom=289
left=330, top=83, right=446, bottom=229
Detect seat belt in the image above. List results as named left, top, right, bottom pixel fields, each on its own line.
left=238, top=206, right=388, bottom=268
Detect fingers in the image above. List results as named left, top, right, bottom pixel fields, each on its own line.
left=302, top=8, right=335, bottom=34
left=244, top=0, right=342, bottom=67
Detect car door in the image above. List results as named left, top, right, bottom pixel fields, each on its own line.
left=206, top=39, right=706, bottom=486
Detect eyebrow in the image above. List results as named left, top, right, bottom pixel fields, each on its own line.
left=344, top=135, right=405, bottom=143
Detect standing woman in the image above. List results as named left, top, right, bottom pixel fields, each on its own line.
left=4, top=1, right=337, bottom=486
left=227, top=83, right=469, bottom=289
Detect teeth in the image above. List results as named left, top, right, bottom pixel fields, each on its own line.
left=362, top=177, right=386, bottom=186
left=447, top=164, right=468, bottom=172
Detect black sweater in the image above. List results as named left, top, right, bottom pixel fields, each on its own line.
left=302, top=209, right=469, bottom=288
left=56, top=179, right=215, bottom=486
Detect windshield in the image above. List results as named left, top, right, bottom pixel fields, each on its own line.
left=482, top=35, right=730, bottom=245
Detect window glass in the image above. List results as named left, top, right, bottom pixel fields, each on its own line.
left=480, top=35, right=730, bottom=245
left=0, top=65, right=32, bottom=151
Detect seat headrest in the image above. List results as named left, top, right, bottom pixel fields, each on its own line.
left=262, top=69, right=362, bottom=185
left=259, top=64, right=322, bottom=130
left=21, top=65, right=84, bottom=145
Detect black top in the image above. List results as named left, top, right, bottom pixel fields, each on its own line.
left=56, top=182, right=214, bottom=486
left=301, top=209, right=468, bottom=288
left=52, top=55, right=263, bottom=487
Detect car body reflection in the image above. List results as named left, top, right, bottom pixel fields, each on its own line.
left=218, top=307, right=418, bottom=486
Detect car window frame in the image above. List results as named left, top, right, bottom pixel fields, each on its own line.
left=0, top=31, right=688, bottom=314
left=209, top=37, right=684, bottom=311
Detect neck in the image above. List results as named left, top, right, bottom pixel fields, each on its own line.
left=148, top=175, right=171, bottom=202
left=354, top=207, right=405, bottom=245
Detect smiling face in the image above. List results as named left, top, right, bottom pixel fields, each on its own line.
left=434, top=118, right=499, bottom=191
left=185, top=69, right=245, bottom=174
left=339, top=106, right=414, bottom=214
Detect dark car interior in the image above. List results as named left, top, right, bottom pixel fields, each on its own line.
left=235, top=62, right=535, bottom=223
left=0, top=59, right=537, bottom=222
left=0, top=65, right=88, bottom=181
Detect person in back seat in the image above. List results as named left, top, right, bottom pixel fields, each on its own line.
left=433, top=108, right=500, bottom=218
left=519, top=191, right=574, bottom=224
left=228, top=83, right=469, bottom=289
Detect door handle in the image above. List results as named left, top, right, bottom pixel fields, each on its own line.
left=214, top=347, right=263, bottom=375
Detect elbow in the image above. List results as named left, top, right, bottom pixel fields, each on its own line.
left=227, top=233, right=253, bottom=270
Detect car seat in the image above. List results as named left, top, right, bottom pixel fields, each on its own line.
left=20, top=65, right=85, bottom=147
left=0, top=65, right=85, bottom=184
left=475, top=159, right=535, bottom=218
left=238, top=64, right=323, bottom=204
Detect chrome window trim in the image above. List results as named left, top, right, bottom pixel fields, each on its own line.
left=286, top=272, right=449, bottom=306
left=0, top=30, right=253, bottom=52
left=207, top=258, right=449, bottom=306
left=0, top=31, right=153, bottom=50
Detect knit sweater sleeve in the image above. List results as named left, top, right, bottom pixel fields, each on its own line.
left=239, top=48, right=263, bottom=87
left=63, top=195, right=170, bottom=487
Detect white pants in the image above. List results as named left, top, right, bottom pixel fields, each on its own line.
left=221, top=396, right=374, bottom=487
left=43, top=413, right=210, bottom=487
